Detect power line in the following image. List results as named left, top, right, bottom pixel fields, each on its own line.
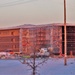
left=0, top=0, right=38, bottom=8
left=0, top=0, right=30, bottom=5
left=0, top=0, right=37, bottom=6
left=0, top=0, right=19, bottom=5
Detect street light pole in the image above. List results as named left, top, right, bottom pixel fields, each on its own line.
left=64, top=0, right=67, bottom=65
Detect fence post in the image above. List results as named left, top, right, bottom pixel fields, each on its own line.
left=70, top=51, right=73, bottom=58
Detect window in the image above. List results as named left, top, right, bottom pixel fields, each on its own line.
left=11, top=32, right=14, bottom=35
left=0, top=32, right=1, bottom=34
left=11, top=38, right=13, bottom=42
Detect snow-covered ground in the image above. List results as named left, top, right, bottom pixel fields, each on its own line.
left=0, top=58, right=75, bottom=75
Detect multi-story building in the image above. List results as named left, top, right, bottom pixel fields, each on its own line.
left=0, top=29, right=19, bottom=52
left=0, top=23, right=75, bottom=55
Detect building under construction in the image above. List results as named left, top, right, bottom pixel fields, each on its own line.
left=0, top=23, right=75, bottom=55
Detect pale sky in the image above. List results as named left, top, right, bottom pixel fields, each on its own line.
left=0, top=0, right=75, bottom=28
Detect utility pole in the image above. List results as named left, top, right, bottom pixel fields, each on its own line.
left=64, top=0, right=67, bottom=65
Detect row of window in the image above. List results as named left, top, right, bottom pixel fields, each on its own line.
left=0, top=39, right=19, bottom=42
left=0, top=31, right=14, bottom=35
left=0, top=44, right=19, bottom=49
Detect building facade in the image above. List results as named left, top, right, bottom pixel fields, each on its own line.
left=0, top=29, right=19, bottom=52
left=0, top=24, right=75, bottom=55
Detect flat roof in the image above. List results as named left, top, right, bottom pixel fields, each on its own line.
left=0, top=23, right=75, bottom=30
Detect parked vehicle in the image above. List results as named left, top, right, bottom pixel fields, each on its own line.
left=38, top=48, right=50, bottom=57
left=5, top=50, right=21, bottom=56
left=30, top=48, right=50, bottom=58
left=0, top=52, right=10, bottom=58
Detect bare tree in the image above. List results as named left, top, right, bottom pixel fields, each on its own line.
left=19, top=28, right=49, bottom=75
left=19, top=48, right=49, bottom=75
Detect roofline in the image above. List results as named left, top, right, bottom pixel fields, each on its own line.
left=0, top=23, right=75, bottom=30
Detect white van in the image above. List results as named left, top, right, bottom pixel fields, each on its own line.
left=38, top=48, right=49, bottom=57
left=0, top=52, right=10, bottom=57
